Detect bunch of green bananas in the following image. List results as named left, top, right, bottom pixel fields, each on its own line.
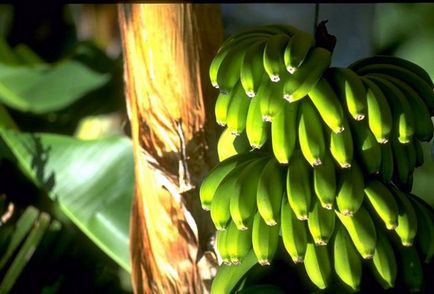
left=203, top=23, right=434, bottom=294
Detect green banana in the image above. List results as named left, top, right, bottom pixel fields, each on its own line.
left=252, top=212, right=280, bottom=265
left=283, top=47, right=332, bottom=102
left=409, top=195, right=434, bottom=263
left=263, top=33, right=291, bottom=82
left=286, top=151, right=312, bottom=220
left=374, top=73, right=433, bottom=142
left=336, top=161, right=365, bottom=216
left=308, top=77, right=345, bottom=133
left=364, top=180, right=399, bottom=230
left=304, top=242, right=332, bottom=290
left=396, top=245, right=424, bottom=292
left=283, top=29, right=315, bottom=73
left=298, top=99, right=326, bottom=167
left=307, top=198, right=336, bottom=245
left=368, top=75, right=415, bottom=144
left=357, top=63, right=434, bottom=113
left=240, top=41, right=267, bottom=97
left=226, top=220, right=253, bottom=265
left=391, top=138, right=410, bottom=186
left=226, top=82, right=252, bottom=135
left=336, top=206, right=377, bottom=259
left=333, top=224, right=362, bottom=291
left=281, top=198, right=307, bottom=263
left=389, top=185, right=417, bottom=246
left=217, top=128, right=250, bottom=162
left=349, top=55, right=434, bottom=88
left=215, top=229, right=231, bottom=265
left=328, top=119, right=353, bottom=169
left=405, top=140, right=416, bottom=176
left=215, top=92, right=232, bottom=126
left=230, top=157, right=270, bottom=230
left=257, top=158, right=285, bottom=226
left=259, top=73, right=287, bottom=122
left=361, top=77, right=393, bottom=144
left=349, top=118, right=382, bottom=175
left=200, top=152, right=262, bottom=210
left=246, top=94, right=269, bottom=149
left=414, top=140, right=424, bottom=167
left=370, top=233, right=397, bottom=289
left=327, top=67, right=367, bottom=121
left=379, top=143, right=394, bottom=183
left=271, top=101, right=298, bottom=164
left=313, top=152, right=336, bottom=209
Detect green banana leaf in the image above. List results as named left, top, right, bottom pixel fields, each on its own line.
left=0, top=128, right=134, bottom=272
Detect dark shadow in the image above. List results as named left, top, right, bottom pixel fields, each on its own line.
left=27, top=134, right=56, bottom=193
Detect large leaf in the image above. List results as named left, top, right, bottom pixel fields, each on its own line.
left=0, top=60, right=109, bottom=114
left=0, top=129, right=134, bottom=272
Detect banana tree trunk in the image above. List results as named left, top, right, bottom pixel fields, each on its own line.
left=117, top=4, right=224, bottom=293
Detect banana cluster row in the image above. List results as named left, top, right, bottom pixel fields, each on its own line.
left=204, top=23, right=434, bottom=293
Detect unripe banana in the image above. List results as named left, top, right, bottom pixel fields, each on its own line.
left=367, top=75, right=415, bottom=144
left=361, top=77, right=393, bottom=144
left=240, top=41, right=267, bottom=97
left=216, top=229, right=231, bottom=265
left=379, top=143, right=394, bottom=183
left=409, top=195, right=434, bottom=263
left=226, top=220, right=253, bottom=265
left=217, top=128, right=250, bottom=162
left=396, top=244, right=424, bottom=292
left=389, top=185, right=417, bottom=246
left=328, top=119, right=353, bottom=169
left=308, top=77, right=345, bottom=133
left=313, top=152, right=336, bottom=209
left=307, top=198, right=336, bottom=245
left=230, top=157, right=270, bottom=230
left=304, top=242, right=332, bottom=290
left=226, top=82, right=252, bottom=135
left=414, top=140, right=424, bottom=167
left=252, top=212, right=280, bottom=265
left=215, top=92, right=232, bottom=126
left=281, top=198, right=307, bottom=263
left=333, top=224, right=362, bottom=291
left=370, top=233, right=397, bottom=289
left=246, top=94, right=269, bottom=149
left=327, top=67, right=367, bottom=121
left=263, top=34, right=291, bottom=82
left=391, top=138, right=410, bottom=186
left=406, top=141, right=417, bottom=178
left=298, top=99, right=326, bottom=167
left=283, top=47, right=332, bottom=102
left=259, top=73, right=287, bottom=122
left=336, top=207, right=377, bottom=259
left=336, top=161, right=365, bottom=216
left=200, top=152, right=262, bottom=210
left=283, top=29, right=315, bottom=73
left=286, top=151, right=312, bottom=220
left=257, top=158, right=285, bottom=226
left=271, top=101, right=298, bottom=164
left=364, top=180, right=399, bottom=230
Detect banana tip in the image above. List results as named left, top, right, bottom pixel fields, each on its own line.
left=386, top=223, right=398, bottom=230
left=378, top=138, right=389, bottom=144
left=335, top=126, right=345, bottom=133
left=315, top=240, right=328, bottom=246
left=322, top=203, right=333, bottom=210
left=258, top=259, right=271, bottom=266
left=312, top=159, right=323, bottom=167
left=402, top=241, right=413, bottom=247
left=222, top=260, right=232, bottom=266
left=230, top=259, right=241, bottom=265
left=246, top=91, right=255, bottom=98
left=265, top=220, right=278, bottom=226
left=283, top=94, right=293, bottom=102
left=342, top=210, right=354, bottom=217
left=270, top=75, right=280, bottom=82
left=262, top=115, right=272, bottom=122
left=297, top=215, right=308, bottom=221
left=363, top=253, right=374, bottom=260
left=341, top=163, right=352, bottom=169
left=355, top=114, right=365, bottom=121
left=293, top=257, right=304, bottom=264
left=287, top=66, right=297, bottom=74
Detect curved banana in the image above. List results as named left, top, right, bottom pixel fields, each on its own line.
left=304, top=242, right=332, bottom=290
left=215, top=92, right=232, bottom=127
left=246, top=94, right=269, bottom=149
left=409, top=195, right=434, bottom=263
left=226, top=220, right=253, bottom=265
left=298, top=99, right=326, bottom=167
left=286, top=151, right=312, bottom=220
left=336, top=161, right=365, bottom=216
left=257, top=158, right=285, bottom=226
left=217, top=128, right=250, bottom=162
left=230, top=157, right=270, bottom=230
left=370, top=233, right=397, bottom=289
left=263, top=34, right=291, bottom=82
left=361, top=77, right=393, bottom=144
left=216, top=229, right=231, bottom=265
left=281, top=198, right=307, bottom=263
left=308, top=77, right=345, bottom=133
left=283, top=29, right=315, bottom=74
left=364, top=180, right=399, bottom=230
left=391, top=138, right=410, bottom=186
left=259, top=73, right=286, bottom=122
left=307, top=198, right=336, bottom=245
left=336, top=207, right=377, bottom=259
left=333, top=224, right=362, bottom=291
left=226, top=82, right=252, bottom=135
left=389, top=185, right=417, bottom=246
left=313, top=152, right=336, bottom=209
left=271, top=101, right=298, bottom=164
left=327, top=67, right=367, bottom=121
left=379, top=143, right=394, bottom=183
left=252, top=212, right=280, bottom=265
left=328, top=120, right=353, bottom=169
left=283, top=47, right=332, bottom=102
left=397, top=245, right=424, bottom=292
left=240, top=41, right=267, bottom=97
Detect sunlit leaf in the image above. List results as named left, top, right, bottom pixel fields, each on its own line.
left=0, top=129, right=134, bottom=272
